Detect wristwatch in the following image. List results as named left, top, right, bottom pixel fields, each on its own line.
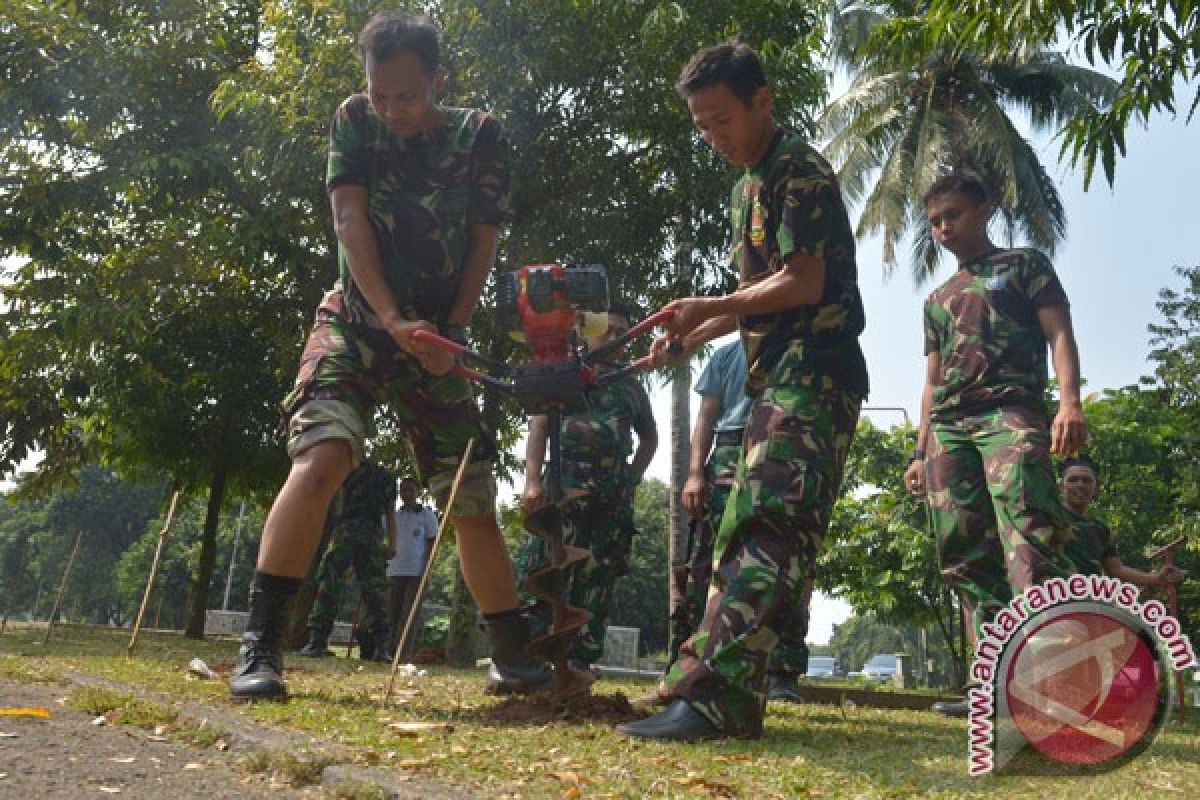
left=439, top=323, right=468, bottom=346
left=909, top=449, right=926, bottom=464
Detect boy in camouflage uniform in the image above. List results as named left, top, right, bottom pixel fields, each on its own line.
left=1061, top=457, right=1185, bottom=586
left=230, top=11, right=550, bottom=702
left=902, top=172, right=1086, bottom=717
left=520, top=304, right=658, bottom=671
left=620, top=43, right=867, bottom=740
left=297, top=460, right=395, bottom=661
left=661, top=339, right=812, bottom=704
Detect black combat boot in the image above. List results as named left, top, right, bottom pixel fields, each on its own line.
left=617, top=698, right=722, bottom=741
left=369, top=624, right=394, bottom=663
left=296, top=628, right=331, bottom=658
left=229, top=572, right=301, bottom=702
left=767, top=672, right=804, bottom=703
left=481, top=608, right=553, bottom=695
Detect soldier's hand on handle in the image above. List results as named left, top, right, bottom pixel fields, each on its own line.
left=649, top=335, right=688, bottom=369
left=662, top=297, right=716, bottom=339
left=521, top=482, right=549, bottom=514
left=903, top=459, right=926, bottom=497
left=681, top=471, right=710, bottom=520
left=387, top=318, right=455, bottom=376
left=1160, top=565, right=1188, bottom=585
left=1050, top=402, right=1087, bottom=456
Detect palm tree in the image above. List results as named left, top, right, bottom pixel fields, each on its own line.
left=820, top=1, right=1120, bottom=281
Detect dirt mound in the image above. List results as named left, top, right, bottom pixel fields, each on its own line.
left=483, top=690, right=640, bottom=725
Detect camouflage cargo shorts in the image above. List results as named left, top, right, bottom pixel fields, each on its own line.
left=283, top=290, right=497, bottom=516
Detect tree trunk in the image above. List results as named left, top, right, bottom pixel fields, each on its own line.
left=184, top=466, right=227, bottom=638
left=667, top=213, right=693, bottom=617
left=668, top=364, right=691, bottom=617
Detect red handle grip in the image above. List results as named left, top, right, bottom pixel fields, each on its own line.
left=410, top=328, right=467, bottom=356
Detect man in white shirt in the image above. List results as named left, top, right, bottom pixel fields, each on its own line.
left=387, top=477, right=439, bottom=658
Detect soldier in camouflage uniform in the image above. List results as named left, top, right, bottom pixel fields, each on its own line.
left=661, top=339, right=812, bottom=704
left=620, top=43, right=867, bottom=741
left=902, top=172, right=1087, bottom=717
left=520, top=304, right=658, bottom=670
left=297, top=460, right=395, bottom=661
left=1060, top=457, right=1185, bottom=586
left=231, top=11, right=551, bottom=702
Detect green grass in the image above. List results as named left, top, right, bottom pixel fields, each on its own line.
left=2, top=623, right=1198, bottom=799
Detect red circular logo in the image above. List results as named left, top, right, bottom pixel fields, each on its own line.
left=1004, top=611, right=1160, bottom=765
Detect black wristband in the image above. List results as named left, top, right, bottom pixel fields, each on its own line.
left=439, top=323, right=467, bottom=346
left=910, top=449, right=926, bottom=463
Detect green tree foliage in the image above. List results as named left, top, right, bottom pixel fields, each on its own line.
left=0, top=467, right=165, bottom=625
left=822, top=1, right=1119, bottom=279
left=612, top=478, right=671, bottom=655
left=821, top=421, right=968, bottom=681
left=930, top=0, right=1199, bottom=187
left=0, top=0, right=303, bottom=637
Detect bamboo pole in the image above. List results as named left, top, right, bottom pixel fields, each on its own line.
left=383, top=437, right=475, bottom=705
left=127, top=490, right=182, bottom=655
left=41, top=530, right=84, bottom=645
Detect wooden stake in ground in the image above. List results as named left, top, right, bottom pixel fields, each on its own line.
left=1148, top=535, right=1188, bottom=721
left=127, top=490, right=182, bottom=655
left=383, top=437, right=475, bottom=705
left=41, top=530, right=85, bottom=645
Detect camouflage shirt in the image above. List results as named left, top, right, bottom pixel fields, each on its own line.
left=558, top=375, right=656, bottom=498
left=337, top=461, right=397, bottom=524
left=1063, top=509, right=1116, bottom=576
left=326, top=97, right=510, bottom=327
left=731, top=128, right=868, bottom=396
left=924, top=247, right=1068, bottom=420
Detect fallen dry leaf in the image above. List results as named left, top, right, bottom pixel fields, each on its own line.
left=549, top=771, right=588, bottom=786
left=388, top=720, right=453, bottom=736
left=0, top=708, right=52, bottom=719
left=182, top=762, right=205, bottom=770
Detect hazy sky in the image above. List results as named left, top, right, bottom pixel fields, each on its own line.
left=638, top=104, right=1199, bottom=645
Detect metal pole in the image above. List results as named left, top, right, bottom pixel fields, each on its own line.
left=862, top=405, right=911, bottom=427
left=42, top=530, right=84, bottom=645
left=384, top=438, right=476, bottom=705
left=222, top=500, right=246, bottom=611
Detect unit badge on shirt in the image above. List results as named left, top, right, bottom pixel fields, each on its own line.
left=749, top=196, right=766, bottom=247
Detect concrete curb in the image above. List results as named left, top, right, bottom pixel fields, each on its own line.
left=61, top=670, right=474, bottom=799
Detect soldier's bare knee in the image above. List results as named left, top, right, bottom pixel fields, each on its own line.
left=291, top=440, right=354, bottom=498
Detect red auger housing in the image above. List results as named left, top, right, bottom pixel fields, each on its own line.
left=497, top=264, right=609, bottom=363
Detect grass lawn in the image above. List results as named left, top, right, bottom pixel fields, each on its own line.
left=2, top=624, right=1197, bottom=799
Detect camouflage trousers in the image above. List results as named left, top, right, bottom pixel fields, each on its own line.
left=925, top=404, right=1071, bottom=642
left=666, top=385, right=860, bottom=737
left=307, top=516, right=390, bottom=641
left=517, top=491, right=637, bottom=666
left=283, top=289, right=497, bottom=516
left=668, top=437, right=812, bottom=676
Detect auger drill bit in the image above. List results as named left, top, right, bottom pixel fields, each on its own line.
left=523, top=503, right=594, bottom=699
left=521, top=412, right=596, bottom=700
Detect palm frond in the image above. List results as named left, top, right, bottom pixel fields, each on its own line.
left=858, top=106, right=924, bottom=271
left=818, top=69, right=916, bottom=138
